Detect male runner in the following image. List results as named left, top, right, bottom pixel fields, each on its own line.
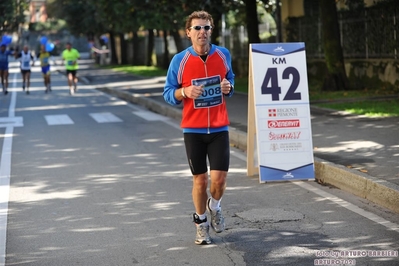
left=0, top=44, right=15, bottom=95
left=15, top=45, right=35, bottom=94
left=62, top=42, right=80, bottom=94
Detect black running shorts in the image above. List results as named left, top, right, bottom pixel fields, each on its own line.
left=184, top=131, right=230, bottom=175
left=66, top=69, right=77, bottom=77
left=20, top=69, right=31, bottom=74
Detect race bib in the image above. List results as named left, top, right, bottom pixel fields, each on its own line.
left=192, top=75, right=222, bottom=109
left=23, top=61, right=30, bottom=67
left=68, top=60, right=74, bottom=65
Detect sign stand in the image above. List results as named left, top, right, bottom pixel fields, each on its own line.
left=246, top=51, right=258, bottom=177
left=246, top=43, right=315, bottom=183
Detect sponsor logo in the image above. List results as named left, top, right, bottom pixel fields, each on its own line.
left=283, top=172, right=294, bottom=179
left=268, top=108, right=298, bottom=117
left=270, top=143, right=279, bottom=151
left=269, top=142, right=303, bottom=152
left=268, top=119, right=300, bottom=128
left=273, top=46, right=285, bottom=52
left=269, top=131, right=301, bottom=140
left=280, top=142, right=303, bottom=151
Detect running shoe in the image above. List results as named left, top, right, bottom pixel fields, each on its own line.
left=194, top=223, right=211, bottom=245
left=193, top=213, right=211, bottom=245
left=207, top=197, right=225, bottom=233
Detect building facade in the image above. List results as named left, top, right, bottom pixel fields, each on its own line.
left=29, top=0, right=47, bottom=23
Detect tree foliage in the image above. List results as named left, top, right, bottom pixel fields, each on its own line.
left=47, top=0, right=103, bottom=36
left=0, top=0, right=28, bottom=33
left=44, top=0, right=351, bottom=75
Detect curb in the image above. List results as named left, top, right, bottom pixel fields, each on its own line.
left=95, top=86, right=399, bottom=215
left=314, top=157, right=399, bottom=214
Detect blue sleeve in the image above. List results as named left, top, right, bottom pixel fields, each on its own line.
left=220, top=47, right=235, bottom=97
left=163, top=53, right=183, bottom=106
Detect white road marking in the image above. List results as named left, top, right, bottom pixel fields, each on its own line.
left=0, top=117, right=23, bottom=128
left=89, top=112, right=122, bottom=123
left=45, top=114, right=74, bottom=125
left=133, top=110, right=168, bottom=121
left=0, top=127, right=12, bottom=266
left=8, top=76, right=17, bottom=117
left=0, top=73, right=18, bottom=266
left=294, top=181, right=399, bottom=233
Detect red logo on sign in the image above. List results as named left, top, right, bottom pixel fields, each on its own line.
left=268, top=119, right=300, bottom=128
left=268, top=109, right=277, bottom=117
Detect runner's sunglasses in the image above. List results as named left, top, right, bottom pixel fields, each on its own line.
left=189, top=25, right=212, bottom=31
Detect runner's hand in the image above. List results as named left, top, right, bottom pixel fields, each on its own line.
left=186, top=85, right=204, bottom=99
left=221, top=78, right=231, bottom=94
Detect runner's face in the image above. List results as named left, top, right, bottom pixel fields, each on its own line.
left=187, top=18, right=212, bottom=46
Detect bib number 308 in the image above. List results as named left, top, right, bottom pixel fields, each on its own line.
left=261, top=67, right=301, bottom=101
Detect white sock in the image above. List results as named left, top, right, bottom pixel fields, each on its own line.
left=210, top=197, right=221, bottom=211
left=197, top=213, right=207, bottom=221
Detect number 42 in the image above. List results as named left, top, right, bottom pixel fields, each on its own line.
left=261, top=67, right=301, bottom=101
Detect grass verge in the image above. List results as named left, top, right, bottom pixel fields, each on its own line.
left=104, top=65, right=168, bottom=77
left=316, top=99, right=399, bottom=117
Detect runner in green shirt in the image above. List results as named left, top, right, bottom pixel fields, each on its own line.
left=62, top=42, right=80, bottom=95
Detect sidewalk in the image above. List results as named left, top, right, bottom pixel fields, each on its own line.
left=68, top=61, right=399, bottom=214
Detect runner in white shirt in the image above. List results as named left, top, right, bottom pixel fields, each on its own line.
left=15, top=45, right=35, bottom=94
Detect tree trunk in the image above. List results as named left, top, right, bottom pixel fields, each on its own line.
left=132, top=30, right=140, bottom=65
left=119, top=32, right=128, bottom=65
left=162, top=30, right=170, bottom=69
left=320, top=0, right=350, bottom=91
left=146, top=29, right=154, bottom=66
left=109, top=31, right=118, bottom=65
left=244, top=0, right=261, bottom=43
left=170, top=28, right=184, bottom=52
left=211, top=12, right=221, bottom=45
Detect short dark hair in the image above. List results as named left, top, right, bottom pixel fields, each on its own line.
left=185, top=10, right=214, bottom=30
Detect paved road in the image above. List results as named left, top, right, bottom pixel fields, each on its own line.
left=68, top=60, right=399, bottom=212
left=1, top=59, right=398, bottom=265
